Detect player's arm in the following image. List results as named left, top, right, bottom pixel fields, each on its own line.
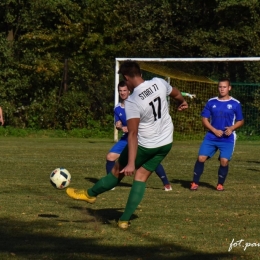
left=120, top=117, right=139, bottom=176
left=116, top=120, right=128, bottom=133
left=125, top=118, right=139, bottom=175
left=224, top=120, right=244, bottom=136
left=169, top=87, right=188, bottom=111
left=202, top=117, right=224, bottom=137
left=115, top=120, right=123, bottom=130
left=114, top=108, right=124, bottom=131
left=0, top=107, right=4, bottom=125
left=231, top=119, right=244, bottom=131
left=224, top=104, right=244, bottom=136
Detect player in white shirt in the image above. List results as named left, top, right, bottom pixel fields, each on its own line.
left=66, top=60, right=188, bottom=229
left=106, top=80, right=175, bottom=191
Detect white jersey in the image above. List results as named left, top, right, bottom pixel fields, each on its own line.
left=125, top=77, right=173, bottom=148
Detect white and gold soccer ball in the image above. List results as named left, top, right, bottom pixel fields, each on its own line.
left=50, top=168, right=71, bottom=189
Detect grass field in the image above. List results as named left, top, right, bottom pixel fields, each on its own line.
left=0, top=137, right=260, bottom=260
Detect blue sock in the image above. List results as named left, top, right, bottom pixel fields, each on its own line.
left=155, top=164, right=170, bottom=186
left=192, top=160, right=204, bottom=184
left=106, top=160, right=115, bottom=174
left=218, top=165, right=229, bottom=185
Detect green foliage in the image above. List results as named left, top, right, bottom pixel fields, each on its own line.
left=1, top=0, right=260, bottom=132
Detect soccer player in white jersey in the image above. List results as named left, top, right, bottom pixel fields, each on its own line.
left=190, top=78, right=244, bottom=191
left=66, top=60, right=188, bottom=229
left=106, top=80, right=173, bottom=191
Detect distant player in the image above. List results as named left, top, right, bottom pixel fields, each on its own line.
left=106, top=80, right=173, bottom=191
left=190, top=78, right=244, bottom=191
left=0, top=106, right=4, bottom=126
left=66, top=60, right=188, bottom=229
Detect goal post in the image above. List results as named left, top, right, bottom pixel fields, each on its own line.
left=114, top=57, right=260, bottom=142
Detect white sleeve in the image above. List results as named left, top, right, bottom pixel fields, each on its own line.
left=156, top=78, right=172, bottom=96
left=125, top=100, right=141, bottom=120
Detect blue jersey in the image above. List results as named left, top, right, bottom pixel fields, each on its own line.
left=114, top=103, right=128, bottom=141
left=201, top=97, right=244, bottom=143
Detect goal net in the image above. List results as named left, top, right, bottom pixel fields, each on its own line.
left=114, top=58, right=260, bottom=141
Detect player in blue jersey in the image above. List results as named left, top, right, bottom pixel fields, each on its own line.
left=106, top=80, right=173, bottom=191
left=190, top=78, right=244, bottom=191
left=105, top=81, right=129, bottom=175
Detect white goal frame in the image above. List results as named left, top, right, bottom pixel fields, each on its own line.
left=114, top=57, right=260, bottom=141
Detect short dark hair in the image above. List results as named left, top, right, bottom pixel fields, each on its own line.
left=218, top=77, right=231, bottom=86
left=118, top=60, right=142, bottom=78
left=118, top=80, right=126, bottom=91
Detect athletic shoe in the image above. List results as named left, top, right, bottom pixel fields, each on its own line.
left=117, top=220, right=130, bottom=230
left=190, top=182, right=199, bottom=190
left=164, top=184, right=172, bottom=191
left=66, top=188, right=96, bottom=203
left=216, top=184, right=224, bottom=191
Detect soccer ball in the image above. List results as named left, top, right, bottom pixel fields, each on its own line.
left=50, top=168, right=71, bottom=189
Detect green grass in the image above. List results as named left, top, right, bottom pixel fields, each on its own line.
left=1, top=126, right=260, bottom=141
left=0, top=137, right=260, bottom=260
left=0, top=126, right=114, bottom=138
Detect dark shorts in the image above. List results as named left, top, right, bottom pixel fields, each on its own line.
left=118, top=143, right=173, bottom=172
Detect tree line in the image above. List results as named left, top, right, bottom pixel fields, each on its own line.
left=1, top=0, right=260, bottom=130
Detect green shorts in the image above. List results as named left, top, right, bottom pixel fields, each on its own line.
left=118, top=143, right=173, bottom=172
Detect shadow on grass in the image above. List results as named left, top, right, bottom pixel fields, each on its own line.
left=38, top=206, right=138, bottom=224
left=247, top=168, right=260, bottom=172
left=171, top=179, right=216, bottom=190
left=71, top=206, right=138, bottom=223
left=246, top=160, right=260, bottom=164
left=0, top=217, right=240, bottom=260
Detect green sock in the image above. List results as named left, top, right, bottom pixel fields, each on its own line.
left=87, top=172, right=120, bottom=197
left=120, top=180, right=146, bottom=221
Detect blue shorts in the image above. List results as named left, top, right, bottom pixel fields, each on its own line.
left=198, top=139, right=235, bottom=161
left=108, top=139, right=128, bottom=154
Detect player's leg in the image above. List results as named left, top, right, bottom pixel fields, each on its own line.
left=191, top=139, right=217, bottom=190
left=88, top=160, right=124, bottom=196
left=106, top=139, right=127, bottom=174
left=216, top=142, right=234, bottom=191
left=118, top=166, right=151, bottom=229
left=66, top=146, right=128, bottom=202
left=106, top=152, right=118, bottom=174
left=154, top=164, right=172, bottom=191
left=118, top=143, right=172, bottom=229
